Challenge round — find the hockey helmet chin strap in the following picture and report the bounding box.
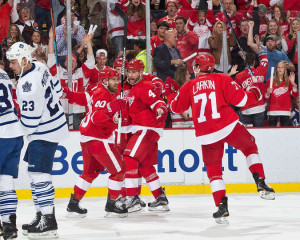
[193,65,200,76]
[19,58,30,79]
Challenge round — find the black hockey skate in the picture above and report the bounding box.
[22,211,41,236]
[253,173,275,200]
[139,197,146,208]
[148,188,170,212]
[105,194,128,218]
[124,195,142,213]
[0,220,4,236]
[2,214,18,240]
[66,193,87,218]
[27,213,59,239]
[213,196,229,224]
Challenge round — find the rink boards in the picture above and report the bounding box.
[15,128,300,199]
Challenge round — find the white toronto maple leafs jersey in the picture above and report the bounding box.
[16,62,69,143]
[0,69,24,138]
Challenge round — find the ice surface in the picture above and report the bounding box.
[15,193,300,240]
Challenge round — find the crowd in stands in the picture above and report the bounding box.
[0,0,300,129]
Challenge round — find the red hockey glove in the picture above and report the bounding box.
[156,106,168,122]
[61,87,73,100]
[163,77,179,97]
[247,86,262,101]
[105,99,127,117]
[152,78,164,96]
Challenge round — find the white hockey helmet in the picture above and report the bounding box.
[6,42,33,68]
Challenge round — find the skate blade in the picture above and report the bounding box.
[65,211,87,218]
[3,232,18,239]
[259,191,275,200]
[128,204,142,213]
[105,212,128,218]
[148,204,170,212]
[215,216,229,224]
[22,229,29,236]
[27,230,59,239]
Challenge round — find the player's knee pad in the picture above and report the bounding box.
[80,172,100,183]
[206,165,223,182]
[29,172,52,184]
[124,156,139,172]
[0,175,15,192]
[139,165,157,180]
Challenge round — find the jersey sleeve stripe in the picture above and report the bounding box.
[54,80,60,87]
[31,121,67,135]
[56,88,62,94]
[235,94,248,107]
[0,120,18,126]
[20,120,39,128]
[0,110,14,117]
[150,100,165,110]
[21,114,42,120]
[40,112,65,126]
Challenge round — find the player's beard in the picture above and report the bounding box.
[107,84,118,93]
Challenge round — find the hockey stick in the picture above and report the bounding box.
[219,0,255,78]
[50,1,60,79]
[110,3,128,145]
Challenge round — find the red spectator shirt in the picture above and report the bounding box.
[0,3,13,43]
[151,34,163,56]
[215,11,244,37]
[264,79,298,116]
[35,0,50,9]
[235,53,268,114]
[176,31,199,73]
[159,15,176,30]
[168,73,258,144]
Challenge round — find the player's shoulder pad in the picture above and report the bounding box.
[0,68,10,81]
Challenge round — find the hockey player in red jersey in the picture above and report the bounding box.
[234,49,269,126]
[65,67,128,218]
[123,59,170,212]
[167,54,275,223]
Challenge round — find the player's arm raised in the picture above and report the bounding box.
[222,74,262,108]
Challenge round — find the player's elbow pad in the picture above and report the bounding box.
[91,110,107,125]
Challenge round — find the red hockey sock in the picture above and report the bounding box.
[249,163,265,179]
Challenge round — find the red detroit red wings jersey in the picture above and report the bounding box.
[127,79,166,133]
[79,86,119,141]
[235,53,268,114]
[169,73,258,144]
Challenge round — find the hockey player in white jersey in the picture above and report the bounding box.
[6,42,69,239]
[0,68,24,240]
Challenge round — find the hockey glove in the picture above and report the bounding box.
[152,78,164,96]
[163,77,179,97]
[247,86,262,101]
[156,106,168,122]
[61,87,73,100]
[105,99,127,117]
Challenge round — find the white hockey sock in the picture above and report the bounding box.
[0,191,18,223]
[30,182,41,212]
[34,181,55,215]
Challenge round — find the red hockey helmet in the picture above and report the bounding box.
[99,66,120,81]
[113,58,128,68]
[193,54,215,73]
[126,59,144,71]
